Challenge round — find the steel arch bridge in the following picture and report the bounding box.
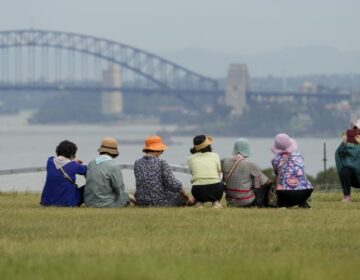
[0,29,219,93]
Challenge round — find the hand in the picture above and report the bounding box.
[341,132,347,143]
[266,179,274,185]
[75,159,83,164]
[187,196,196,206]
[128,193,137,205]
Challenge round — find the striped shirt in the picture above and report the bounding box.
[222,155,268,207]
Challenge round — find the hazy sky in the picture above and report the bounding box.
[1,0,359,55]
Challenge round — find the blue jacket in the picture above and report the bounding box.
[40,157,87,207]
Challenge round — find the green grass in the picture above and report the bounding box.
[1,192,360,280]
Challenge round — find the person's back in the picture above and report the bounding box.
[222,138,270,207]
[272,152,313,191]
[85,157,129,207]
[134,135,191,207]
[271,133,313,208]
[188,135,224,208]
[188,151,221,185]
[84,138,130,208]
[40,140,87,207]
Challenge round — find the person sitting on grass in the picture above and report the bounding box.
[40,140,87,207]
[134,135,194,207]
[271,133,313,208]
[84,137,135,208]
[188,135,224,208]
[222,138,272,208]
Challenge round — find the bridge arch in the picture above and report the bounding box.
[0,29,218,91]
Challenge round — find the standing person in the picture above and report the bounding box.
[84,137,133,208]
[134,135,193,207]
[188,135,224,208]
[336,119,360,202]
[271,133,313,208]
[40,140,87,207]
[222,138,272,207]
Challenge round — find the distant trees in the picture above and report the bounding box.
[177,101,350,137]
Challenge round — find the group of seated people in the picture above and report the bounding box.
[40,131,315,209]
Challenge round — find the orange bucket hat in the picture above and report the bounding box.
[143,135,167,152]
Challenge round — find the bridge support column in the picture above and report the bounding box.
[225,64,250,115]
[101,65,123,115]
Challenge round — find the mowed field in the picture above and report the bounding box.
[0,192,360,280]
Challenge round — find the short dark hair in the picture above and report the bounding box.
[143,149,163,153]
[56,140,77,159]
[190,145,212,154]
[100,151,118,158]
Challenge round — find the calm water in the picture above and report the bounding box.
[0,112,342,192]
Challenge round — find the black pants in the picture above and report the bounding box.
[191,183,224,203]
[339,167,360,196]
[77,186,85,206]
[277,189,313,208]
[253,183,272,207]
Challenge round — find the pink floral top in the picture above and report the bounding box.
[272,152,313,191]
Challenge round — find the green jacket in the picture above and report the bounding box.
[84,156,129,208]
[335,142,360,182]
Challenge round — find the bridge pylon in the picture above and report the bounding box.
[101,65,123,116]
[225,64,250,115]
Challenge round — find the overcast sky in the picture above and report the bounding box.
[0,0,359,55]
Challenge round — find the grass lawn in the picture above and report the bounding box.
[0,192,360,280]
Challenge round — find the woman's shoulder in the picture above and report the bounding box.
[66,160,87,172]
[157,157,168,164]
[222,156,236,165]
[222,157,234,170]
[208,152,220,159]
[47,156,55,163]
[187,153,197,161]
[273,152,290,160]
[46,157,56,170]
[134,157,143,165]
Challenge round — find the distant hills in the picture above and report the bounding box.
[159,46,360,78]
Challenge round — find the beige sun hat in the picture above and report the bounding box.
[97,137,119,156]
[193,135,213,151]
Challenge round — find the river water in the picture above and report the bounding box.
[0,112,342,191]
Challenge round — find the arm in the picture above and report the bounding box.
[216,154,222,178]
[161,161,194,204]
[111,166,129,201]
[249,161,269,189]
[161,160,182,192]
[75,162,87,176]
[179,189,195,205]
